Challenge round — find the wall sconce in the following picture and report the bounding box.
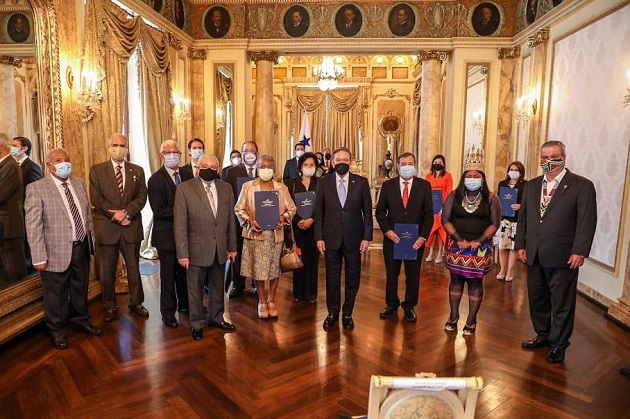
[472,108,485,135]
[77,61,103,123]
[515,88,537,124]
[623,70,630,107]
[174,96,191,125]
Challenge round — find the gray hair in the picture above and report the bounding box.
[257,154,276,169]
[109,133,128,146]
[198,154,219,167]
[0,133,9,147]
[541,140,566,157]
[45,147,70,162]
[159,139,179,153]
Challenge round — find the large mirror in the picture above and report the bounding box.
[462,63,488,158]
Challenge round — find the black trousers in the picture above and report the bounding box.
[157,249,188,318]
[527,254,579,349]
[0,237,27,285]
[324,241,361,317]
[231,222,247,290]
[98,237,144,310]
[41,240,91,338]
[292,227,319,301]
[187,255,225,330]
[382,245,423,311]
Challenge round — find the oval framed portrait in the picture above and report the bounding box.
[524,0,539,26]
[173,0,185,29]
[149,0,163,13]
[284,5,310,38]
[204,6,231,39]
[388,4,416,37]
[335,4,363,37]
[5,13,31,44]
[470,2,502,36]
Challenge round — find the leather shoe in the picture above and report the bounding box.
[620,366,630,377]
[191,329,203,340]
[130,304,149,317]
[521,336,550,349]
[73,323,103,336]
[342,315,355,330]
[323,314,338,331]
[103,309,118,323]
[379,306,396,319]
[229,287,244,299]
[208,320,236,331]
[51,336,69,350]
[547,347,565,363]
[404,308,417,322]
[162,317,179,328]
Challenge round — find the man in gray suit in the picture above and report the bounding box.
[89,133,148,322]
[516,140,597,363]
[0,133,27,285]
[174,154,237,340]
[25,148,102,349]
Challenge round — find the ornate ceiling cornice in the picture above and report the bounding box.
[0,55,23,67]
[498,46,521,60]
[248,50,279,63]
[526,27,550,48]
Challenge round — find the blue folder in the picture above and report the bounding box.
[499,186,517,217]
[236,177,254,198]
[432,190,443,214]
[294,191,316,219]
[255,191,280,230]
[393,223,419,260]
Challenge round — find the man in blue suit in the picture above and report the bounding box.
[282,142,305,181]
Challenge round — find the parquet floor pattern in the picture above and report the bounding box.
[1,245,629,418]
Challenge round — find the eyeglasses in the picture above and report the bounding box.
[162,151,181,156]
[110,144,127,148]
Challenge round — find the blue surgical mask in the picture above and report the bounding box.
[190,149,204,160]
[399,165,416,179]
[464,178,483,191]
[10,146,21,158]
[55,162,72,179]
[243,151,257,165]
[163,153,180,169]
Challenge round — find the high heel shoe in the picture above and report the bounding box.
[463,324,476,336]
[258,303,269,319]
[425,254,434,262]
[267,302,278,318]
[444,317,458,332]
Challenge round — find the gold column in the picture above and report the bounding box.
[0,56,21,137]
[418,51,448,173]
[188,48,207,144]
[607,246,630,328]
[249,51,278,159]
[496,46,521,182]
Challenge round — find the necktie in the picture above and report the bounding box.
[62,183,86,242]
[402,181,409,208]
[206,184,217,215]
[173,171,181,185]
[338,178,346,207]
[540,179,557,217]
[116,165,123,195]
[248,167,254,178]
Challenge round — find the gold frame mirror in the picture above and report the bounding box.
[462,63,488,161]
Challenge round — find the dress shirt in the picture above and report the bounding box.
[203,179,217,214]
[542,167,567,195]
[399,176,414,199]
[110,159,126,188]
[164,165,180,185]
[17,155,29,166]
[51,175,86,241]
[335,172,349,196]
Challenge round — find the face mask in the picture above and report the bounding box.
[539,158,565,174]
[399,165,416,179]
[318,159,323,165]
[109,146,127,160]
[464,178,483,192]
[243,151,257,165]
[432,163,444,172]
[190,149,204,160]
[508,170,520,180]
[231,156,241,166]
[259,168,274,181]
[324,153,332,161]
[54,162,72,179]
[302,167,316,178]
[295,150,304,158]
[198,168,219,182]
[334,163,350,176]
[163,153,180,169]
[10,146,21,158]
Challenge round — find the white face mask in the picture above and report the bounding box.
[259,168,274,181]
[231,156,241,166]
[109,146,128,160]
[295,150,304,158]
[508,170,520,180]
[190,149,204,160]
[243,151,257,165]
[302,167,316,177]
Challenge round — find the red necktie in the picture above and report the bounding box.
[402,181,409,208]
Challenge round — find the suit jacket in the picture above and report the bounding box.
[148,166,193,252]
[282,158,299,181]
[173,177,237,267]
[89,160,147,244]
[375,176,434,248]
[515,170,597,268]
[25,176,94,272]
[180,162,195,179]
[314,172,373,251]
[0,156,24,239]
[19,157,43,197]
[225,163,257,201]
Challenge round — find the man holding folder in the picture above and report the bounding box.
[375,152,434,322]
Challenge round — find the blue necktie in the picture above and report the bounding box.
[338,178,346,207]
[173,171,181,185]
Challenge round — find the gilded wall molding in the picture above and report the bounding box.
[167,33,183,50]
[498,46,521,60]
[248,50,279,63]
[0,55,22,67]
[526,27,550,48]
[373,88,411,101]
[187,47,208,60]
[418,50,449,62]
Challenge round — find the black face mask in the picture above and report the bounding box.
[199,168,219,182]
[324,153,332,161]
[432,163,444,172]
[334,163,350,176]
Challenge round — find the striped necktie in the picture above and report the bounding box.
[116,165,123,195]
[62,182,86,242]
[173,171,181,185]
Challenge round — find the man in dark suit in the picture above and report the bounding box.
[473,6,500,36]
[286,9,309,37]
[89,133,149,322]
[206,8,229,38]
[148,140,193,328]
[25,148,101,349]
[516,140,597,363]
[174,154,237,340]
[526,0,538,25]
[315,146,372,331]
[222,149,241,180]
[391,7,414,36]
[224,140,259,298]
[283,142,305,181]
[180,138,204,179]
[0,133,28,285]
[375,152,434,322]
[337,6,361,37]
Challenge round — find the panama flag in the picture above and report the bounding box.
[297,111,312,152]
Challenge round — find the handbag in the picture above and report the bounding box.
[280,222,304,272]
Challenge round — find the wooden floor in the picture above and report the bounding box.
[1,240,630,418]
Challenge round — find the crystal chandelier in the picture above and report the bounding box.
[313,57,344,91]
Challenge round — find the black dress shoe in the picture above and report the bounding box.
[162,317,179,328]
[178,307,189,313]
[547,347,565,363]
[521,336,550,349]
[379,306,396,319]
[208,320,236,331]
[620,366,630,377]
[51,336,69,350]
[103,309,118,323]
[130,305,149,317]
[191,329,203,340]
[229,287,244,299]
[404,308,417,322]
[323,314,338,331]
[73,323,103,336]
[342,315,355,330]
